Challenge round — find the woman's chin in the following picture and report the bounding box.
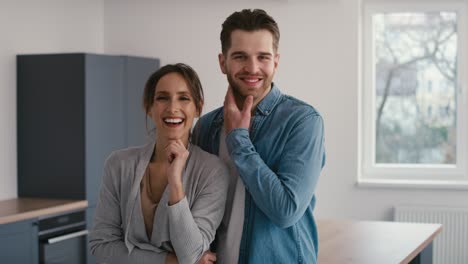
[167,134,189,143]
[157,131,190,143]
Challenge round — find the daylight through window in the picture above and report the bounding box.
[360,2,468,186]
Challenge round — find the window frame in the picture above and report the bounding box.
[358,1,468,188]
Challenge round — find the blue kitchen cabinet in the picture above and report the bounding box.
[17,53,159,264]
[0,219,38,264]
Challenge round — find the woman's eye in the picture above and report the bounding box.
[155,96,168,101]
[180,96,191,101]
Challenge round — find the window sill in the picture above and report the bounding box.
[357,178,468,190]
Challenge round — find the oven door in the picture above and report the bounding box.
[40,229,88,264]
[38,210,88,264]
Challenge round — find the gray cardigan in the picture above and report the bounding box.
[89,140,229,264]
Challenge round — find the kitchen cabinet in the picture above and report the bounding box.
[17,53,160,263]
[0,219,38,264]
[0,198,87,264]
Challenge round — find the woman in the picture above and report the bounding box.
[89,63,229,264]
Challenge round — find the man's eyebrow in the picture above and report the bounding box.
[230,51,273,57]
[230,51,247,57]
[258,52,273,56]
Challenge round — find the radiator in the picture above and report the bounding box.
[394,205,468,264]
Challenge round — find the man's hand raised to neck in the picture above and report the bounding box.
[223,86,254,134]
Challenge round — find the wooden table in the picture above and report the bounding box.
[317,220,442,264]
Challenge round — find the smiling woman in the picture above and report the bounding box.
[89,63,229,264]
[144,65,203,144]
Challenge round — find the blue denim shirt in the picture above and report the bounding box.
[192,84,325,264]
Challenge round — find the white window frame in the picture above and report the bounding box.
[358,0,468,188]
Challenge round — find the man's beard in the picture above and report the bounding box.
[226,73,271,100]
[226,74,245,99]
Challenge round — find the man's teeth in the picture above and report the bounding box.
[245,78,259,82]
[164,118,183,124]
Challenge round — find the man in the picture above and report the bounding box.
[193,8,325,264]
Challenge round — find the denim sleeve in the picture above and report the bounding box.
[226,114,325,228]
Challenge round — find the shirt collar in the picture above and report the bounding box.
[213,83,282,125]
[255,83,281,116]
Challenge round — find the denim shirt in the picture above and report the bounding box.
[192,84,326,264]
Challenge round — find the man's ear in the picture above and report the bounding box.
[274,53,280,72]
[218,53,227,74]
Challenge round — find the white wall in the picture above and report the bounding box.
[103,0,468,221]
[1,0,467,220]
[0,0,104,200]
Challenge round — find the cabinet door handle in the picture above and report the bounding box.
[47,230,88,244]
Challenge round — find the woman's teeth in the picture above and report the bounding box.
[164,118,183,124]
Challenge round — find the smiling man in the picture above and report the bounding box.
[193,9,326,264]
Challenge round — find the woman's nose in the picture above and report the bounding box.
[167,99,180,113]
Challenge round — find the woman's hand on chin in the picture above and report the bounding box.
[165,139,188,205]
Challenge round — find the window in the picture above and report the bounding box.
[359,1,468,187]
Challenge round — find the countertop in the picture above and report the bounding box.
[317,219,442,264]
[0,197,88,225]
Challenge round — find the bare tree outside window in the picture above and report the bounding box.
[374,12,457,164]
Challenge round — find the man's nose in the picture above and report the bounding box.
[243,57,259,73]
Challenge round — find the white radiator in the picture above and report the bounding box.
[394,205,468,264]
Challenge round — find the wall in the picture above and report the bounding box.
[1,0,467,220]
[0,0,104,200]
[103,0,468,220]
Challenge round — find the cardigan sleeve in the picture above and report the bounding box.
[166,160,229,264]
[89,154,168,264]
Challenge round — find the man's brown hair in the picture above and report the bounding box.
[220,9,280,55]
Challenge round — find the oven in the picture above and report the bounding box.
[38,210,88,264]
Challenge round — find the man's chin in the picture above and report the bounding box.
[231,86,258,97]
[240,86,271,99]
[232,92,256,102]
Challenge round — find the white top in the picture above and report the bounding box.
[216,129,246,264]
